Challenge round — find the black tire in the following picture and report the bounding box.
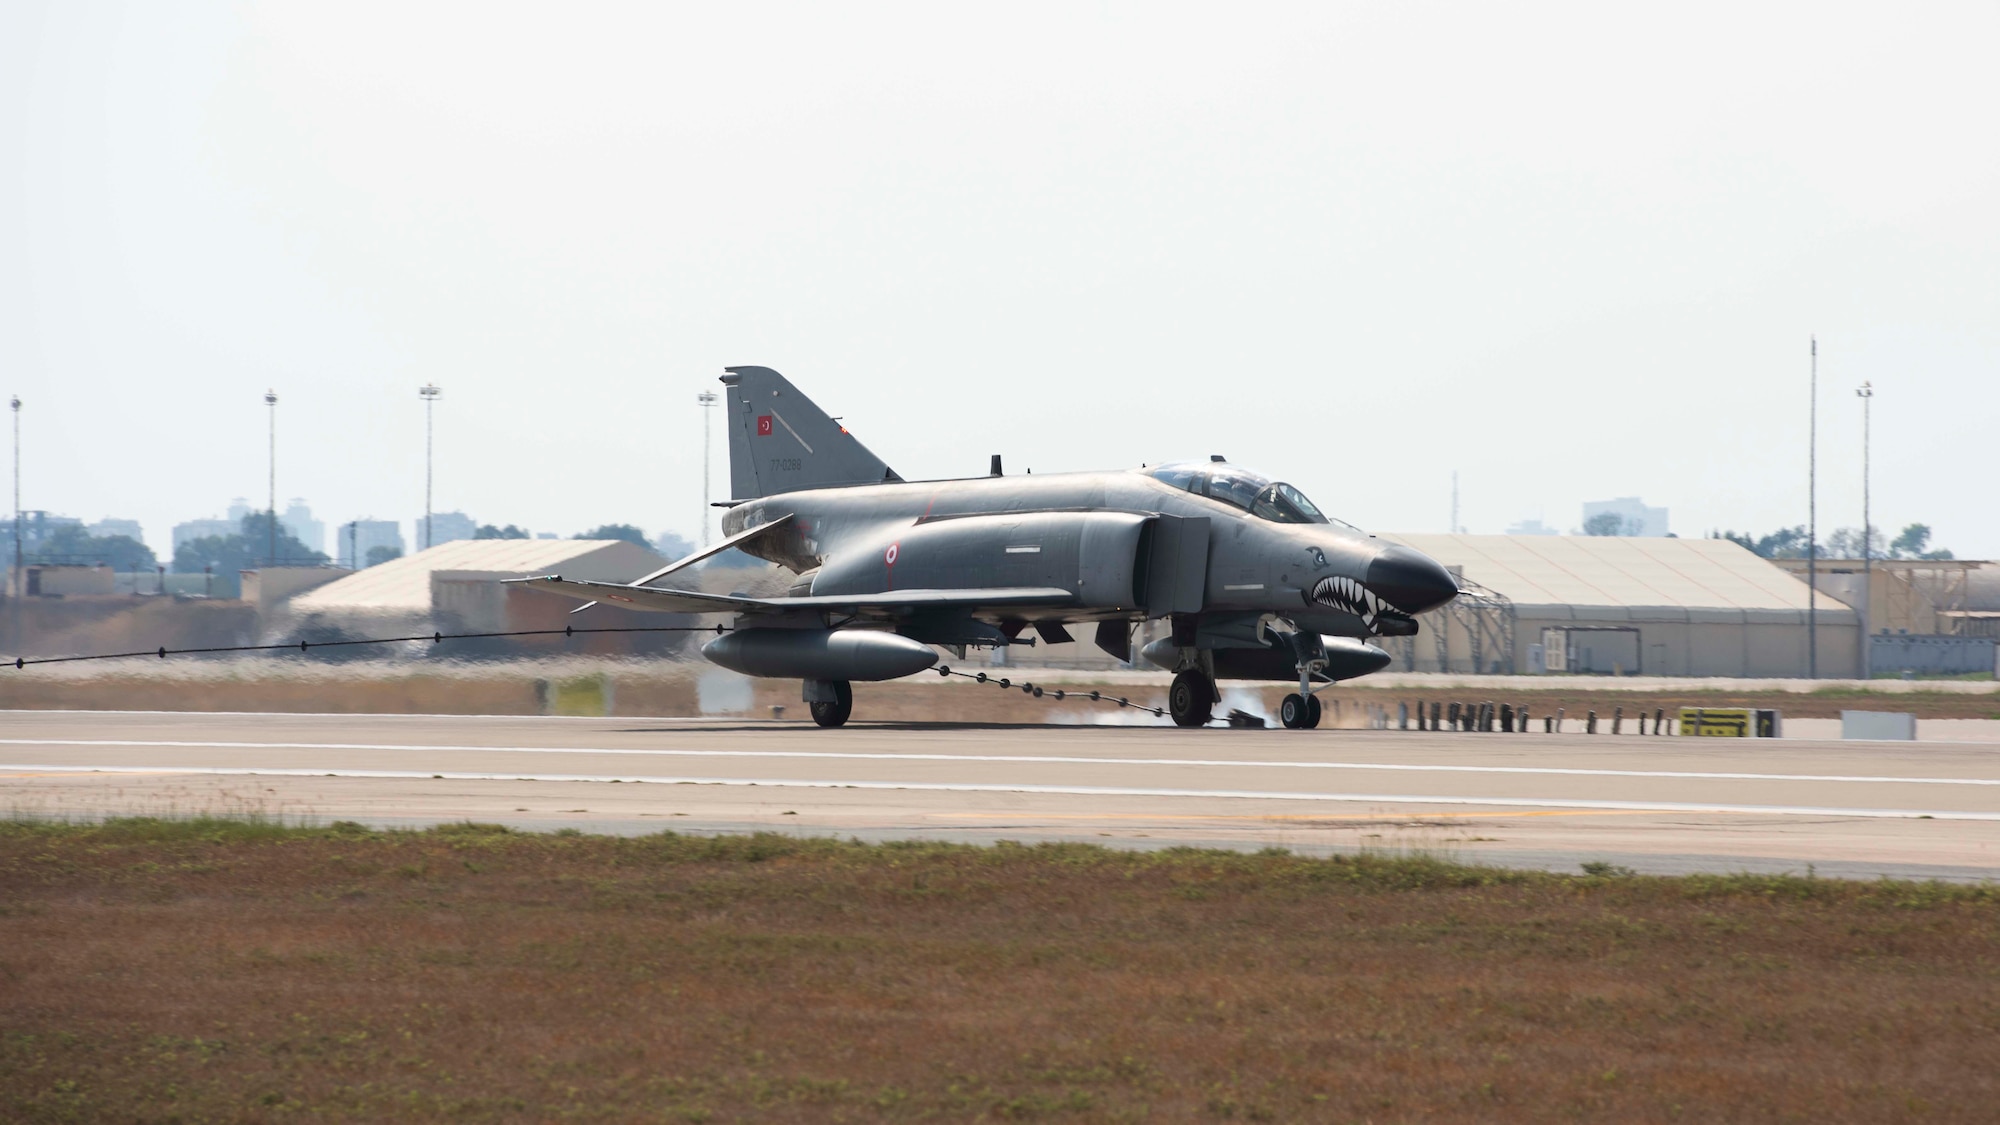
[1280,693,1308,729]
[1305,695,1323,730]
[1169,670,1214,728]
[809,681,853,728]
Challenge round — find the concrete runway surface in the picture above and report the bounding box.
[4,709,2000,881]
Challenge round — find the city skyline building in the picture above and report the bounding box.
[422,510,476,547]
[337,519,406,568]
[1582,497,1671,537]
[86,518,144,542]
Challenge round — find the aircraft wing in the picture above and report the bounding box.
[562,515,795,614]
[505,575,1076,618]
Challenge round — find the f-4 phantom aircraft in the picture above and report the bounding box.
[513,367,1458,728]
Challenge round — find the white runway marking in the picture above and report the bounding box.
[1,738,1994,788]
[5,762,2000,822]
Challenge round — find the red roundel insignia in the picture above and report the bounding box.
[885,543,900,566]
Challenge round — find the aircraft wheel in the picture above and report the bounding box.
[1168,670,1213,728]
[1305,695,1323,729]
[1280,693,1309,729]
[809,681,853,728]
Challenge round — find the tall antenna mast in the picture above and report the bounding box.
[265,390,278,567]
[697,390,719,548]
[1857,379,1874,678]
[419,384,441,551]
[1450,470,1460,534]
[1807,337,1818,680]
[11,397,19,634]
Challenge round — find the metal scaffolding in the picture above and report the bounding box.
[1377,576,1516,674]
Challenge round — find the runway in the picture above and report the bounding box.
[6,709,2000,881]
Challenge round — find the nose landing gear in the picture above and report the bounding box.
[1277,630,1327,730]
[1279,692,1323,729]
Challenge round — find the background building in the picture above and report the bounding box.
[86,518,144,541]
[173,499,324,555]
[1504,518,1559,536]
[286,538,678,657]
[336,519,406,568]
[1375,533,1855,676]
[172,516,239,553]
[282,500,325,556]
[423,511,477,547]
[1581,497,1670,537]
[16,512,84,554]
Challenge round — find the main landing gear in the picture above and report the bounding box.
[808,680,853,728]
[1168,669,1215,728]
[1279,692,1323,730]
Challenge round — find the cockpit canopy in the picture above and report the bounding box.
[1145,462,1335,526]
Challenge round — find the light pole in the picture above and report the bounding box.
[10,396,19,590]
[697,390,718,548]
[1857,380,1874,679]
[1807,338,1818,680]
[420,384,441,551]
[265,390,278,568]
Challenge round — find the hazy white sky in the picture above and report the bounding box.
[4,2,1996,561]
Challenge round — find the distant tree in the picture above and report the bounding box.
[1715,530,1758,553]
[1824,526,1886,560]
[1889,522,1954,561]
[1709,527,1816,559]
[575,523,650,547]
[30,524,158,572]
[474,524,531,540]
[1582,512,1626,537]
[366,545,403,567]
[173,513,325,576]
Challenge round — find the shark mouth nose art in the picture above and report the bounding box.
[1308,575,1419,636]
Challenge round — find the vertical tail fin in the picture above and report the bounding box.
[720,366,902,500]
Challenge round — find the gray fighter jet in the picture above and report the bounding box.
[512,366,1458,728]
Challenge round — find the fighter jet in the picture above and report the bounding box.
[512,366,1458,728]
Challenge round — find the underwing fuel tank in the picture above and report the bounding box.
[702,628,939,682]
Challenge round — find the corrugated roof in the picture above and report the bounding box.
[1379,534,1819,611]
[291,539,663,612]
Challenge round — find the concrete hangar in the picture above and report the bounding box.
[1372,534,1856,677]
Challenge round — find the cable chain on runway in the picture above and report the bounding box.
[933,665,1168,719]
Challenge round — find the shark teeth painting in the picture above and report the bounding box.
[1309,574,1383,626]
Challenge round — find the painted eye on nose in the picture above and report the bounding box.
[1307,547,1327,569]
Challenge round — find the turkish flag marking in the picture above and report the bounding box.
[756,415,774,436]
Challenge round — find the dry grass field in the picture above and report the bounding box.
[3,820,1999,1123]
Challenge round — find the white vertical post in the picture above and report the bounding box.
[265,390,278,566]
[1857,380,1874,679]
[1807,338,1817,680]
[419,385,441,551]
[697,390,719,548]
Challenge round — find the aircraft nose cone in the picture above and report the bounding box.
[1366,545,1458,615]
